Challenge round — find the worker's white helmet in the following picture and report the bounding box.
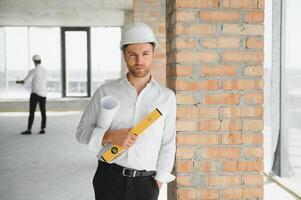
[120,22,158,50]
[32,54,41,61]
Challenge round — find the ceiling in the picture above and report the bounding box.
[0,0,133,26]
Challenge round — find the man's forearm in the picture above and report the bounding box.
[102,130,112,145]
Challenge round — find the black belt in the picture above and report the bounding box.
[98,160,156,178]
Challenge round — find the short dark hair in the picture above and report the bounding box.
[122,42,155,53]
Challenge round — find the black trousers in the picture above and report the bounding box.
[93,161,159,200]
[28,93,46,130]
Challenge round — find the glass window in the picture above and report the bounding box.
[91,27,121,93]
[281,0,301,193]
[64,31,88,97]
[0,27,61,99]
[0,27,29,99]
[29,27,61,98]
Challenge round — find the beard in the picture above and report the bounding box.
[128,64,151,78]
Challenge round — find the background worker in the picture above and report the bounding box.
[76,22,176,200]
[16,54,48,135]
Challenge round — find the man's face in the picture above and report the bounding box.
[123,43,155,78]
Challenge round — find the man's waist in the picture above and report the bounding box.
[98,160,156,178]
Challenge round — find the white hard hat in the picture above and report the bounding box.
[120,22,158,49]
[32,54,41,61]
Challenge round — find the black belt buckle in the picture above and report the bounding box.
[122,168,137,177]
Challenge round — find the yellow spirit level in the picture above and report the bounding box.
[101,108,162,162]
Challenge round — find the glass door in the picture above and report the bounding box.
[61,27,90,97]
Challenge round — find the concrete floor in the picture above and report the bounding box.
[0,111,298,200]
[0,111,167,200]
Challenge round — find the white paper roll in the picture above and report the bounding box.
[89,96,120,152]
[96,96,120,129]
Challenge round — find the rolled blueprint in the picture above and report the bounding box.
[96,96,120,128]
[88,96,120,152]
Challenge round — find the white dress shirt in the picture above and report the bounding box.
[24,64,48,97]
[76,76,176,183]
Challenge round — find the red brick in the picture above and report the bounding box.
[177,134,219,145]
[246,37,264,49]
[222,0,258,8]
[223,160,263,172]
[221,133,242,144]
[177,175,191,186]
[177,160,193,173]
[194,161,216,172]
[258,0,265,8]
[177,189,219,200]
[222,188,263,199]
[199,120,221,131]
[243,93,264,104]
[244,188,264,198]
[176,0,219,8]
[243,119,263,131]
[244,11,264,24]
[221,119,242,131]
[176,51,219,63]
[202,37,240,49]
[201,147,240,159]
[177,107,219,119]
[171,65,194,76]
[204,93,240,105]
[176,148,195,159]
[218,37,241,48]
[244,147,263,158]
[199,11,240,22]
[206,175,241,187]
[200,64,237,76]
[242,174,264,186]
[223,51,264,63]
[222,79,263,90]
[176,38,197,49]
[176,94,196,104]
[221,106,263,118]
[244,65,264,76]
[176,23,216,35]
[177,120,198,131]
[222,24,264,35]
[242,133,263,145]
[174,80,219,91]
[176,11,196,21]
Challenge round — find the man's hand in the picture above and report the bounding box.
[102,128,137,149]
[156,180,162,189]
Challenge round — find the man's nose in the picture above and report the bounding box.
[136,55,144,64]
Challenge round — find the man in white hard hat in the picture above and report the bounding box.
[16,55,48,135]
[76,22,176,200]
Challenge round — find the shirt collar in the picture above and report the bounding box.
[121,73,158,87]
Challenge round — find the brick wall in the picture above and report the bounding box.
[132,0,166,86]
[166,0,264,199]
